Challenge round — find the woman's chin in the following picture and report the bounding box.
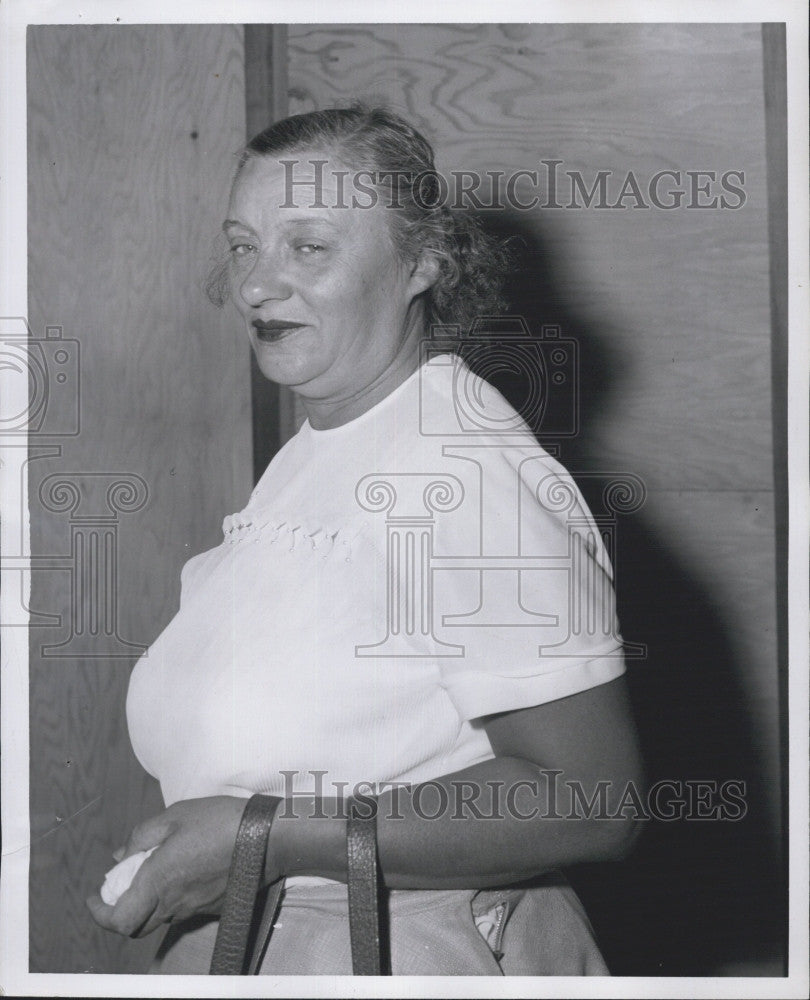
[253,349,324,390]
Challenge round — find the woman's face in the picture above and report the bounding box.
[224,151,434,411]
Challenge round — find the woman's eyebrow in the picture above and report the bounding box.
[280,216,342,230]
[222,217,341,232]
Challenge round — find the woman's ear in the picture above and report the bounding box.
[407,251,441,297]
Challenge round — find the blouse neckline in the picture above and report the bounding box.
[300,353,451,439]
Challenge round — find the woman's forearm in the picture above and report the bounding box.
[88,684,642,937]
[268,756,643,890]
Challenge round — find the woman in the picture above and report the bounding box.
[88,104,644,976]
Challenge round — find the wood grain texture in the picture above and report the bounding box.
[244,24,287,480]
[243,24,302,472]
[285,23,783,970]
[643,489,779,767]
[27,24,250,973]
[285,19,777,726]
[761,27,789,926]
[287,22,771,491]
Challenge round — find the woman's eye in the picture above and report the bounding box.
[229,243,256,256]
[296,243,325,254]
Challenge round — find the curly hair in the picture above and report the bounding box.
[206,103,513,334]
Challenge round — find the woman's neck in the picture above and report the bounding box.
[300,303,427,430]
[302,341,423,430]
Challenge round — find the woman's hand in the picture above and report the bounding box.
[86,795,267,937]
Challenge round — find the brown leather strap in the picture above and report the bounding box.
[245,879,285,975]
[346,796,383,975]
[211,793,388,975]
[209,794,282,975]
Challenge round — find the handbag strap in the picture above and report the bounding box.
[346,797,384,975]
[245,880,285,975]
[211,793,387,975]
[209,794,282,975]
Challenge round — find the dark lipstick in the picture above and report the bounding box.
[253,319,308,342]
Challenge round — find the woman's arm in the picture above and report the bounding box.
[273,673,645,888]
[87,675,644,936]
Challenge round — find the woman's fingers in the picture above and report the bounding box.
[86,885,161,938]
[120,814,171,859]
[108,872,161,937]
[86,893,116,930]
[129,900,172,938]
[88,852,164,938]
[93,796,247,934]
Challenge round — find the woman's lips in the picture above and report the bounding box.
[252,319,308,342]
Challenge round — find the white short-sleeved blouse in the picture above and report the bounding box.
[126,353,625,810]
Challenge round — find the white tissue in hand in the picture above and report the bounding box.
[100,846,157,906]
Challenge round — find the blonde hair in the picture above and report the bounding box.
[206,103,512,334]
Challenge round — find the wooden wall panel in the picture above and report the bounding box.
[27,24,250,973]
[644,489,779,766]
[244,24,294,474]
[285,22,782,973]
[287,22,771,490]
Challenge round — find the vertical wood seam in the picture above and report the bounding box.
[761,21,789,975]
[244,25,294,479]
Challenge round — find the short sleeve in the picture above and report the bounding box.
[430,446,626,721]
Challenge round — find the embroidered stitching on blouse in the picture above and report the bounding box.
[221,510,342,552]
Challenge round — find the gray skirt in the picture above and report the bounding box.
[150,871,609,976]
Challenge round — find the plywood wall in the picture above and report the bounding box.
[23,21,783,976]
[26,24,251,973]
[285,23,782,973]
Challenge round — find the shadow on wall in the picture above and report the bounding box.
[467,210,785,976]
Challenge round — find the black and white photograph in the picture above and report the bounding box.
[1,1,807,996]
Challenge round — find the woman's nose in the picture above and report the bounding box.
[238,253,292,308]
